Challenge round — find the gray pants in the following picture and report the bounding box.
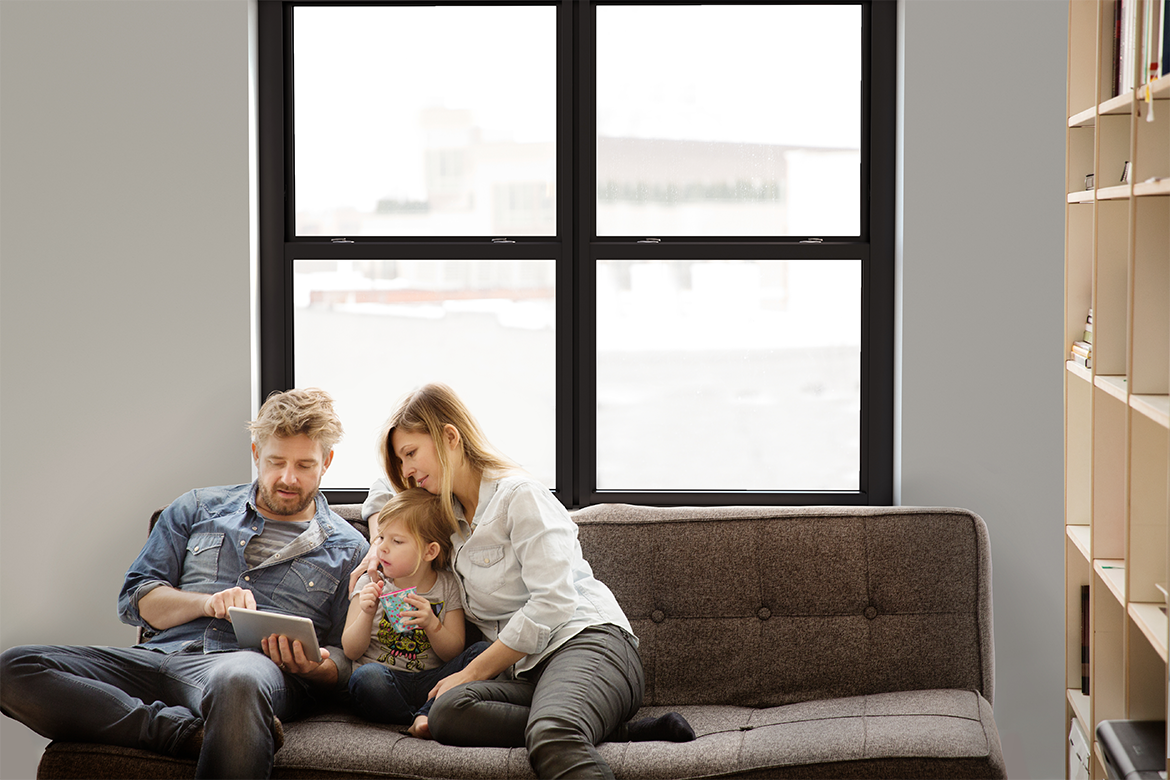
[427,624,644,779]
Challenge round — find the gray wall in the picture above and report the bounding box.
[0,1,1067,779]
[898,1,1067,778]
[0,2,257,778]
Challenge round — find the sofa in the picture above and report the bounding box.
[36,503,1006,779]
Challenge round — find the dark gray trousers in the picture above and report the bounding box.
[427,624,644,780]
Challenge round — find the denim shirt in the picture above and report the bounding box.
[118,483,369,689]
[452,474,636,676]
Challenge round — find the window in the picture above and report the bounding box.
[259,1,895,507]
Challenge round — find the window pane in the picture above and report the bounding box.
[596,259,860,491]
[596,5,861,237]
[293,6,556,237]
[294,259,557,489]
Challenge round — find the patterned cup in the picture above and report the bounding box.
[379,586,417,632]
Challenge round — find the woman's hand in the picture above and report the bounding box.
[426,639,527,700]
[348,546,383,593]
[427,668,477,702]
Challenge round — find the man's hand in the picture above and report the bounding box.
[204,587,257,620]
[139,584,256,631]
[262,634,338,688]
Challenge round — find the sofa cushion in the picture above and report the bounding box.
[39,689,1002,779]
[572,504,994,709]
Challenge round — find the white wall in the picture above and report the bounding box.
[0,2,256,778]
[898,1,1067,778]
[0,1,1068,778]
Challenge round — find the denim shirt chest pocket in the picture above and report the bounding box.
[267,559,339,617]
[180,533,225,589]
[465,544,506,595]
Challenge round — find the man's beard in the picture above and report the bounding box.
[258,481,316,517]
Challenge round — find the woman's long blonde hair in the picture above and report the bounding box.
[380,383,517,529]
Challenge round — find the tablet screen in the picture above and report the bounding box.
[227,607,322,663]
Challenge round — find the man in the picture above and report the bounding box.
[1,388,369,779]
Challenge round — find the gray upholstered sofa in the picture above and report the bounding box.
[37,503,1006,779]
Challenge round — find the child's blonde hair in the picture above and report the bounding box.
[374,488,458,575]
[380,383,517,531]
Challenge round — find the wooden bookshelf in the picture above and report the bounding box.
[1064,2,1169,778]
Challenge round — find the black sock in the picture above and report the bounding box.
[625,712,695,743]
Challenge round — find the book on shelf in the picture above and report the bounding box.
[1145,0,1167,82]
[1116,0,1169,96]
[1070,308,1094,368]
[1119,0,1138,94]
[1114,0,1123,96]
[1163,0,1169,76]
[1080,584,1090,695]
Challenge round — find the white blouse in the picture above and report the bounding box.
[452,474,636,675]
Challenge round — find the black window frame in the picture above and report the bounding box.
[258,0,896,508]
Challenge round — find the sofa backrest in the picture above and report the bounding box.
[332,503,994,709]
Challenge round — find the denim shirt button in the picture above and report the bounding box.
[193,546,200,552]
[244,576,250,581]
[239,540,246,546]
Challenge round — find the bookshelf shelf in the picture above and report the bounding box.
[1094,374,1128,401]
[1133,179,1170,195]
[1063,2,1170,775]
[1069,524,1092,561]
[1068,687,1092,730]
[1095,184,1132,200]
[1070,107,1098,127]
[1132,394,1170,429]
[1096,560,1127,605]
[1130,602,1169,662]
[1100,91,1135,114]
[1067,360,1093,383]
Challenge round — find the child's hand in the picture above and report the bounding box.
[358,580,383,615]
[401,593,438,633]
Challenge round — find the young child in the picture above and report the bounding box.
[343,487,487,737]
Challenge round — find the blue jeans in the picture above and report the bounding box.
[348,640,488,724]
[427,624,644,780]
[0,644,312,779]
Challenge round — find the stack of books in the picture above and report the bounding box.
[1071,309,1093,369]
[1113,0,1169,97]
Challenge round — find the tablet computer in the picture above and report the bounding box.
[227,607,322,663]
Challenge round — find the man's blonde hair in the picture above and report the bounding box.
[248,388,344,456]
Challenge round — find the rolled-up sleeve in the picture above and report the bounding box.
[118,493,196,628]
[321,541,368,690]
[494,485,580,656]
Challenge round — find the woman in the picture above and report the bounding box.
[365,383,692,779]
